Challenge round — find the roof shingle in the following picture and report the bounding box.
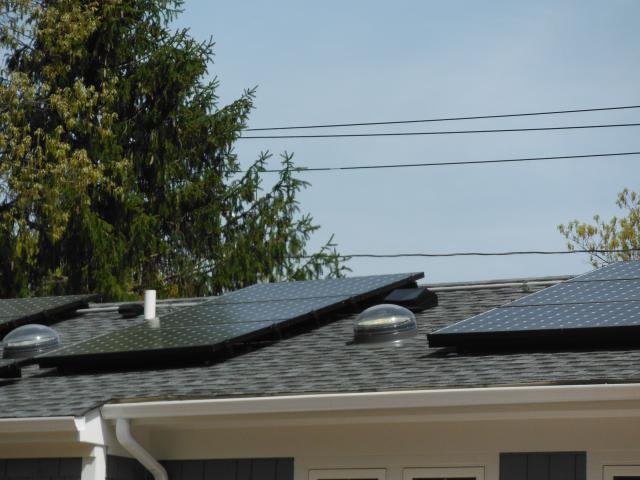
[2,278,639,419]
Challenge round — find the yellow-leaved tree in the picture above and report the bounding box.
[558,188,640,267]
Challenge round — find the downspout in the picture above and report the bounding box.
[115,418,168,480]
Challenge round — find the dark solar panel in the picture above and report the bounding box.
[214,273,423,303]
[38,272,422,368]
[570,260,640,282]
[434,302,640,333]
[427,262,640,349]
[509,279,640,306]
[160,296,351,327]
[38,321,275,364]
[0,294,97,334]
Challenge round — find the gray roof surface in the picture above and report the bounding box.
[2,277,640,418]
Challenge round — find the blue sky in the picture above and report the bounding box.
[176,0,640,283]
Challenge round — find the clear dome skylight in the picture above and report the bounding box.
[2,324,61,359]
[353,304,418,345]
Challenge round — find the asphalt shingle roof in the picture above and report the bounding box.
[2,277,640,419]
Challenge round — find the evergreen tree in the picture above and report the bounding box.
[0,0,346,299]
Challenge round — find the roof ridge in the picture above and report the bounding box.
[422,275,572,291]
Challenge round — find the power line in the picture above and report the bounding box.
[245,104,640,131]
[255,151,640,173]
[240,122,640,139]
[295,249,640,259]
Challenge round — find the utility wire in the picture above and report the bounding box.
[254,151,640,173]
[294,249,640,259]
[240,122,640,139]
[245,104,640,131]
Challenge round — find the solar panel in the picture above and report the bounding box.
[38,321,276,365]
[160,296,351,327]
[38,272,423,368]
[508,279,640,306]
[0,294,97,335]
[435,302,640,333]
[427,262,640,349]
[569,260,640,282]
[212,273,423,303]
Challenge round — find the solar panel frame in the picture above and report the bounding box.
[38,272,424,368]
[428,322,640,349]
[0,358,21,378]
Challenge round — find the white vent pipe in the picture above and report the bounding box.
[144,290,156,320]
[115,418,168,480]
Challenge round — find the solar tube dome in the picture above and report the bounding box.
[353,304,417,345]
[2,324,61,359]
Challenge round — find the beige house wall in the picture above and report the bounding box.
[137,410,640,480]
[2,402,640,480]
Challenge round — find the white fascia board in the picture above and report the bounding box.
[0,409,111,447]
[101,383,640,420]
[0,416,78,433]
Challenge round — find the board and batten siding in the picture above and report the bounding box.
[106,456,293,480]
[500,453,586,480]
[0,458,81,480]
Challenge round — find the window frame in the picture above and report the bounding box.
[604,465,640,480]
[308,468,387,480]
[403,467,485,480]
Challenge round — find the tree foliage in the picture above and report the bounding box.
[0,0,347,299]
[558,188,640,267]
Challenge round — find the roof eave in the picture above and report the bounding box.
[100,383,640,422]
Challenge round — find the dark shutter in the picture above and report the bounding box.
[106,456,147,480]
[501,453,528,480]
[116,458,294,480]
[0,458,81,480]
[500,453,586,480]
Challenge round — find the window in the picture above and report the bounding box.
[403,467,484,480]
[309,469,386,480]
[604,466,640,480]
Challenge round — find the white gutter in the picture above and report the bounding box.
[101,383,640,420]
[0,409,111,445]
[116,418,167,480]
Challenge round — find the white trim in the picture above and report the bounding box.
[0,409,114,449]
[604,465,640,480]
[119,401,640,428]
[0,416,77,433]
[403,467,484,480]
[75,409,112,446]
[81,445,107,480]
[101,384,640,420]
[309,469,386,480]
